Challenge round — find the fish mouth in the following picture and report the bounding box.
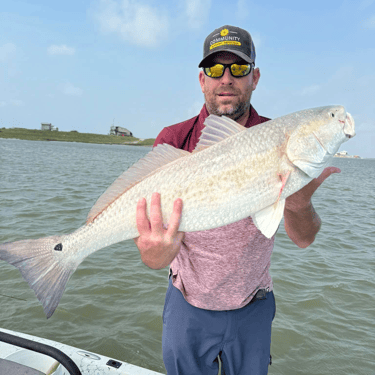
[338,119,352,139]
[343,112,356,139]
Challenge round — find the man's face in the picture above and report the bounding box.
[199,52,260,123]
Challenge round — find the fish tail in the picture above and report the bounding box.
[0,235,76,319]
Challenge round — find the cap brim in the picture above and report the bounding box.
[198,49,254,67]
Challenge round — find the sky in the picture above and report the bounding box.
[0,0,374,158]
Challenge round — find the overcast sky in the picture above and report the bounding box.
[1,0,374,158]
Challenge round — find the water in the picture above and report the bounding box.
[0,138,374,374]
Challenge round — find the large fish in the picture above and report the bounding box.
[0,106,355,318]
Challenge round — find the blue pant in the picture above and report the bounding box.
[162,278,276,375]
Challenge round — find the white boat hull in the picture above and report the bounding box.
[0,328,164,375]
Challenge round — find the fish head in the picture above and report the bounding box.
[287,106,356,178]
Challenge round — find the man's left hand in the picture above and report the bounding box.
[285,167,341,212]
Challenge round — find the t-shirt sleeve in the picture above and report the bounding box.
[153,127,174,148]
[153,116,198,150]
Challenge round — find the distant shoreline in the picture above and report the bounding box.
[1,128,367,157]
[0,127,155,146]
[334,155,361,159]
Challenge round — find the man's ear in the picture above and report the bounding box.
[199,70,205,93]
[252,68,260,90]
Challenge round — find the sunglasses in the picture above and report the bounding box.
[203,63,254,78]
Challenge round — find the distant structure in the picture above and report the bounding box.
[334,150,361,159]
[41,123,52,130]
[41,123,58,131]
[114,126,133,137]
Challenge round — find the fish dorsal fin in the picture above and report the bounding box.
[86,144,190,224]
[194,115,246,152]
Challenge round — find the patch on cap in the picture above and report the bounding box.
[209,28,242,51]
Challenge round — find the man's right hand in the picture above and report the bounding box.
[134,192,185,270]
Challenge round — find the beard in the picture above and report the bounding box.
[204,86,253,121]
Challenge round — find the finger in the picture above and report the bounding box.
[149,192,164,234]
[166,198,184,237]
[136,197,150,235]
[316,167,341,185]
[303,167,341,198]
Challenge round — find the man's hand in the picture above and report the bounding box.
[284,167,341,247]
[285,167,341,211]
[134,192,185,269]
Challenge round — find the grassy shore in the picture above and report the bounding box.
[0,127,155,146]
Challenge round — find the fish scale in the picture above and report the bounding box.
[0,105,355,318]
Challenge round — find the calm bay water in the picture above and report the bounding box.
[0,138,374,374]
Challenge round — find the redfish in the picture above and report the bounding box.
[0,106,355,318]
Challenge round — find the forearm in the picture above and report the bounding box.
[282,167,340,247]
[284,201,321,248]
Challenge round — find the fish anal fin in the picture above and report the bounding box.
[252,199,286,238]
[86,144,190,224]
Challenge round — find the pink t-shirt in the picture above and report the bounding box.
[154,105,274,311]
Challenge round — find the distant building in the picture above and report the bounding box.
[334,150,361,159]
[41,123,52,131]
[41,123,57,131]
[114,126,133,136]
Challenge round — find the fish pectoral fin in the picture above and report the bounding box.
[252,199,286,238]
[277,170,291,201]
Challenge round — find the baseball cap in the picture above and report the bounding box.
[198,25,256,68]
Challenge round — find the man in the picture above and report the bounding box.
[134,25,339,375]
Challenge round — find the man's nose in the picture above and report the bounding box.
[219,67,234,84]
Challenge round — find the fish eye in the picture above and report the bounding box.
[330,113,335,118]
